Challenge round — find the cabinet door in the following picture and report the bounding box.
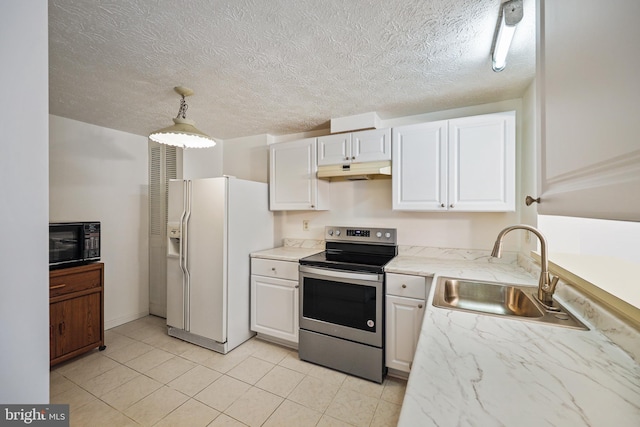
[270,138,326,210]
[52,293,102,358]
[50,303,62,359]
[392,121,448,210]
[448,112,515,211]
[385,295,425,373]
[352,128,391,163]
[317,133,352,166]
[251,275,299,344]
[537,0,640,221]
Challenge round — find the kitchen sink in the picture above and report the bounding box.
[432,277,589,330]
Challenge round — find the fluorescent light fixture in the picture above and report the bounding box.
[149,86,216,149]
[492,0,523,72]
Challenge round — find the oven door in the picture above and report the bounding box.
[299,265,383,347]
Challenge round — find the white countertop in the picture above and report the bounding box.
[390,255,640,426]
[250,246,323,262]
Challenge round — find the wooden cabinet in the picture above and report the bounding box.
[317,128,391,166]
[392,111,515,212]
[385,273,431,374]
[50,262,105,366]
[250,258,299,346]
[269,138,329,211]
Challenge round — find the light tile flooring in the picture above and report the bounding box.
[50,315,406,426]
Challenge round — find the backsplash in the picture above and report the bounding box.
[283,238,325,249]
[518,253,640,363]
[398,246,518,265]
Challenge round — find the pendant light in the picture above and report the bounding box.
[149,86,216,149]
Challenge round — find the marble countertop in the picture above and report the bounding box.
[250,246,323,262]
[391,255,640,426]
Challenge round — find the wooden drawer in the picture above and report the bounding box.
[386,273,427,299]
[251,258,299,281]
[50,264,102,298]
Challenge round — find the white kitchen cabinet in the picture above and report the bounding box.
[269,138,329,211]
[317,128,391,166]
[536,0,640,221]
[250,258,299,346]
[385,273,431,374]
[392,111,515,212]
[392,120,448,211]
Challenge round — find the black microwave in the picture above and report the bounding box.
[49,222,101,269]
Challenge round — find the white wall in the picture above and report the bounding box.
[520,80,539,253]
[0,0,50,404]
[183,142,223,179]
[538,216,640,265]
[223,134,273,183]
[49,116,150,329]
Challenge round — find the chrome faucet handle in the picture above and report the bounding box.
[542,275,559,293]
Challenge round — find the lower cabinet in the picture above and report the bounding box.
[250,258,299,346]
[385,273,432,374]
[49,262,105,366]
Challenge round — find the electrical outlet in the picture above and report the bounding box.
[303,220,309,231]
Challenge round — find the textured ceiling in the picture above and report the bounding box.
[49,0,536,140]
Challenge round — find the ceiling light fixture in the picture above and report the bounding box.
[149,86,216,149]
[492,0,524,72]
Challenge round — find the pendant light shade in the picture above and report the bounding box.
[149,86,216,149]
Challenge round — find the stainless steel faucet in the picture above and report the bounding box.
[490,224,560,310]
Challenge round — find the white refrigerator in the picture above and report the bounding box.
[166,176,273,354]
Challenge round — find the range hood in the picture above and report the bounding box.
[317,161,392,181]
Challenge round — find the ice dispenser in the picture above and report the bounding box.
[167,222,181,257]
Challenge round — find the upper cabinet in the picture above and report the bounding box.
[392,111,515,212]
[537,0,640,221]
[269,138,329,211]
[317,128,391,166]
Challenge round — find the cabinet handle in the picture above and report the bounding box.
[295,285,299,289]
[50,284,66,290]
[351,156,355,160]
[58,321,65,335]
[418,304,423,309]
[440,203,445,208]
[525,196,540,206]
[344,156,349,160]
[401,284,407,288]
[310,205,315,208]
[450,204,454,208]
[271,267,276,271]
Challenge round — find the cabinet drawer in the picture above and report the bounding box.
[386,273,427,299]
[50,266,102,297]
[251,258,299,281]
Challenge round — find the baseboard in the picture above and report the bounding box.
[105,310,150,330]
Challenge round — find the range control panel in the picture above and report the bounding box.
[325,226,397,245]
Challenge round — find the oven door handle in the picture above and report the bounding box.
[299,265,381,282]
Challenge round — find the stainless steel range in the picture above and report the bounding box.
[298,226,398,383]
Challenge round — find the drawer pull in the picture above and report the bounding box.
[401,284,407,288]
[271,267,276,271]
[50,284,66,290]
[418,304,423,309]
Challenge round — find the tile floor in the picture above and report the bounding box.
[50,315,407,426]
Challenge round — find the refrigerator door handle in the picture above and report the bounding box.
[182,180,192,331]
